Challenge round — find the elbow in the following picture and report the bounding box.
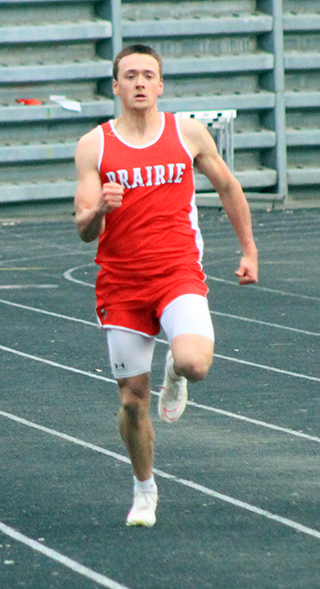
[75,207,105,243]
[77,226,99,243]
[75,219,97,243]
[218,176,244,202]
[80,233,96,244]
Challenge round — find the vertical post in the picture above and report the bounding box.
[110,0,122,116]
[259,0,288,204]
[271,0,288,203]
[110,0,122,59]
[96,0,122,116]
[229,115,234,174]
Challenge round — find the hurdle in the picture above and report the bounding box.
[176,110,237,173]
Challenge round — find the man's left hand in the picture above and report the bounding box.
[235,255,258,285]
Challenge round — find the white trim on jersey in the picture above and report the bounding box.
[109,112,165,149]
[174,113,194,163]
[97,125,104,172]
[174,113,204,262]
[190,189,204,262]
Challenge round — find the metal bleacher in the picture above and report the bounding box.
[1,0,320,208]
[0,0,118,203]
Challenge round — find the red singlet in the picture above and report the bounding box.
[96,112,208,336]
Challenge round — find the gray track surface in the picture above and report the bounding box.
[0,206,319,589]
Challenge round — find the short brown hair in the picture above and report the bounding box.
[113,44,163,81]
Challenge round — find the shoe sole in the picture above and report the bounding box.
[126,519,156,527]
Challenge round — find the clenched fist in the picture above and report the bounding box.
[98,182,124,214]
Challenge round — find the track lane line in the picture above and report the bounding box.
[0,521,133,589]
[0,298,98,327]
[0,251,94,267]
[0,344,116,384]
[1,339,319,384]
[1,296,319,340]
[4,265,318,337]
[206,275,320,302]
[214,353,320,382]
[0,285,58,290]
[210,310,320,337]
[1,344,319,443]
[1,410,320,542]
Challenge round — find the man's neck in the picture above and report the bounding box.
[114,109,162,145]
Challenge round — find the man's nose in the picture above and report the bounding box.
[135,74,145,87]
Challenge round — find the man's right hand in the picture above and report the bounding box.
[98,182,124,214]
[75,128,125,242]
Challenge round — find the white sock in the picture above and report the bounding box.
[134,475,157,494]
[167,353,180,380]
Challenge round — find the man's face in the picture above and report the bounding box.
[113,53,163,110]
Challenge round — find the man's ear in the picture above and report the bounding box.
[158,80,164,96]
[113,79,119,96]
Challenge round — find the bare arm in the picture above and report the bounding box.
[74,128,124,243]
[180,118,258,284]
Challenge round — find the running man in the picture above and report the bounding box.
[74,44,258,527]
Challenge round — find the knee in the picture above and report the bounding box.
[118,376,150,421]
[120,395,149,428]
[176,354,213,382]
[121,400,141,427]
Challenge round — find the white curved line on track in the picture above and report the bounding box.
[63,263,95,287]
[1,410,320,542]
[64,263,320,302]
[62,265,320,337]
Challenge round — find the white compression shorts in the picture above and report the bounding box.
[106,294,214,379]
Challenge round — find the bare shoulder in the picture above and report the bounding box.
[177,115,207,141]
[176,115,218,158]
[75,126,101,169]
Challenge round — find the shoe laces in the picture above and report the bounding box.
[165,375,185,401]
[134,491,157,508]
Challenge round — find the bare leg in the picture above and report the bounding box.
[118,373,154,481]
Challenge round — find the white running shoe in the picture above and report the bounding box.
[126,489,158,527]
[158,350,188,423]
